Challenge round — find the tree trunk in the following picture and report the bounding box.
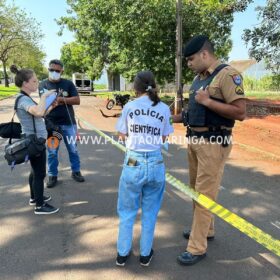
[3,61,9,87]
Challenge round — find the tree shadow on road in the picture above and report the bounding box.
[0,128,279,280]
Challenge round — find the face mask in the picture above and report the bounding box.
[49,71,61,81]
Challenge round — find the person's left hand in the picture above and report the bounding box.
[195,86,210,106]
[56,96,64,105]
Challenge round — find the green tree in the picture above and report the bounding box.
[58,0,252,84]
[61,42,104,80]
[0,0,44,86]
[9,42,47,80]
[61,42,86,75]
[243,0,280,74]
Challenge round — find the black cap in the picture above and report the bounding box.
[184,35,209,58]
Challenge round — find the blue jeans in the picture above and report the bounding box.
[48,124,81,176]
[117,149,165,256]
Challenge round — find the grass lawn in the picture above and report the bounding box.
[160,91,280,102]
[91,92,179,105]
[90,91,131,99]
[3,85,277,102]
[0,85,18,100]
[94,84,107,90]
[245,91,280,100]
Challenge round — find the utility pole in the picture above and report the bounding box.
[175,0,182,115]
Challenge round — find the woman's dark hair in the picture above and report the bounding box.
[134,71,160,106]
[10,65,34,88]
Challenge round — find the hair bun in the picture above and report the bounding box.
[10,65,19,74]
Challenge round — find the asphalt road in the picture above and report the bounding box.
[0,95,279,280]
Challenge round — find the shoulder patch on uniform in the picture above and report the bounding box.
[235,86,244,95]
[232,74,242,86]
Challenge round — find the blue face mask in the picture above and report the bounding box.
[49,71,61,81]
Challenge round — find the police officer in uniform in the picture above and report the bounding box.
[173,35,246,265]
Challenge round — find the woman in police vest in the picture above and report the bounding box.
[115,71,173,267]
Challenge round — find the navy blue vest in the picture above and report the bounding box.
[187,64,235,128]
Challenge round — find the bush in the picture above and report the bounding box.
[94,84,107,90]
[243,75,280,91]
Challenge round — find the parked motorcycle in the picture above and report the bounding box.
[106,93,130,110]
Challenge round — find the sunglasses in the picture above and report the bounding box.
[48,69,61,73]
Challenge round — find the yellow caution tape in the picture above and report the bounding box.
[78,117,280,257]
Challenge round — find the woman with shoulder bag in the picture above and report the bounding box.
[10,65,59,215]
[115,71,174,266]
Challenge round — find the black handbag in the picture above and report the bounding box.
[4,93,46,168]
[0,95,24,139]
[0,122,22,139]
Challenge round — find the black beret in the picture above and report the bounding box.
[184,35,209,58]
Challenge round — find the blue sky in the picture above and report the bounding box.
[9,0,266,67]
[8,0,74,65]
[230,0,266,61]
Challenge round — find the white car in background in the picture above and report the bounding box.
[72,73,93,94]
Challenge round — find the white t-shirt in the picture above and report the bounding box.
[116,95,174,151]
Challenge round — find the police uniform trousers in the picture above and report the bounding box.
[187,138,232,255]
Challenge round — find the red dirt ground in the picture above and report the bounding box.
[173,115,280,175]
[231,115,280,174]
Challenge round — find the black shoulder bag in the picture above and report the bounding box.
[0,95,24,139]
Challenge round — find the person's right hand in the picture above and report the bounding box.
[51,100,59,108]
